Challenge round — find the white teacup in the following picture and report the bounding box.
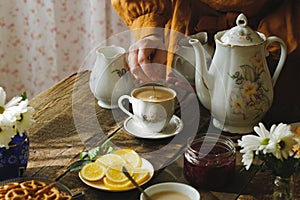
[118,85,176,133]
[140,182,200,200]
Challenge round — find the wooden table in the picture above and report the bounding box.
[25,70,299,200]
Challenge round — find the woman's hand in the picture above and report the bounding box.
[127,35,167,82]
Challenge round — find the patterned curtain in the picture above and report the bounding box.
[0,0,130,99]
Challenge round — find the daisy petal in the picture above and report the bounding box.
[0,87,6,107]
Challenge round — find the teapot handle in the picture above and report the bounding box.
[265,36,287,87]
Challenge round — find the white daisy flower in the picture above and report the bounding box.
[5,96,22,108]
[241,151,254,170]
[0,125,15,149]
[238,123,270,154]
[0,111,14,126]
[239,122,300,176]
[3,106,21,124]
[253,122,272,154]
[238,134,263,170]
[0,87,22,109]
[238,135,261,153]
[0,87,35,148]
[267,123,297,160]
[15,105,35,135]
[0,87,23,122]
[0,87,5,104]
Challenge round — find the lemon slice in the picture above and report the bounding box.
[95,154,125,167]
[105,165,133,183]
[133,168,151,184]
[80,162,106,181]
[103,177,132,190]
[113,148,142,168]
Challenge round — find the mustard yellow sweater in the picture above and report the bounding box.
[112,0,299,62]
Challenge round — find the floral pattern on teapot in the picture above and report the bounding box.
[111,68,128,78]
[229,52,271,120]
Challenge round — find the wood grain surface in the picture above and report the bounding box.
[24,70,299,200]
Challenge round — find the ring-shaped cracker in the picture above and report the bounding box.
[5,188,29,200]
[20,180,47,193]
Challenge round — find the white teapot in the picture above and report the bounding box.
[189,13,287,133]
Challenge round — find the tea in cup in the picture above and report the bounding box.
[118,85,176,133]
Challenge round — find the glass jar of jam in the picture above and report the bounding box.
[183,135,236,189]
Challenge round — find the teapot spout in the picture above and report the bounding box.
[189,39,213,110]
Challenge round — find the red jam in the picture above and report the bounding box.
[183,135,236,189]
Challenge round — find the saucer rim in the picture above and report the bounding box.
[97,100,118,109]
[123,115,183,139]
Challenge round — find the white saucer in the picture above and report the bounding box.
[123,115,183,139]
[97,100,118,109]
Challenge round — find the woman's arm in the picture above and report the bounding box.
[111,0,172,40]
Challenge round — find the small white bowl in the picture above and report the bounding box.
[140,182,200,200]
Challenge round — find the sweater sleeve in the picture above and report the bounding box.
[111,0,172,40]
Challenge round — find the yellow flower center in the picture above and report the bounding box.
[260,138,270,145]
[278,140,285,150]
[0,106,4,114]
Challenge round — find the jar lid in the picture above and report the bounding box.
[219,13,264,46]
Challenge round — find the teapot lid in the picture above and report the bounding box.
[219,13,264,46]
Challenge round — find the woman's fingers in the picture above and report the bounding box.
[138,48,166,81]
[128,46,151,81]
[127,35,167,82]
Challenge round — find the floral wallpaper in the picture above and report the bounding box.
[0,0,130,99]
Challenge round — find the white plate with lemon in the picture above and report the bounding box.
[79,148,154,191]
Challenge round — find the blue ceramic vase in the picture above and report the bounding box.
[0,133,29,181]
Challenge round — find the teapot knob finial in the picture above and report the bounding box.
[236,13,248,27]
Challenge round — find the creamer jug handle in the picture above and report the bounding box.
[266,36,287,87]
